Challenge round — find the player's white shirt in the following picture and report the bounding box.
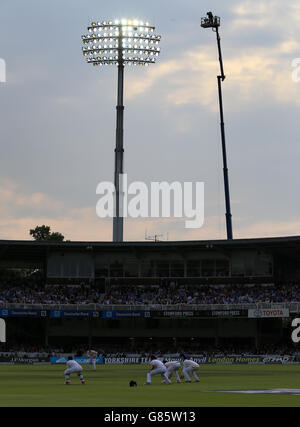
[66,359,82,370]
[165,361,181,368]
[183,359,199,369]
[88,350,97,359]
[150,359,165,369]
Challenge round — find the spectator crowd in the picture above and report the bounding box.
[0,342,298,357]
[0,280,300,305]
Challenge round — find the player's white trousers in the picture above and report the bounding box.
[64,367,83,379]
[147,367,171,384]
[182,367,199,382]
[87,359,96,370]
[166,365,181,382]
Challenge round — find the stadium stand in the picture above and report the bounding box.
[0,237,299,358]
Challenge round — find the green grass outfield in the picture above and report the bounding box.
[1,364,300,406]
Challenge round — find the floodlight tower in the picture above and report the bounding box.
[201,12,233,240]
[82,19,161,242]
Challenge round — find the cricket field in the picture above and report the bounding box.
[1,364,300,407]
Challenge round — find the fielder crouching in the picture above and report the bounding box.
[64,356,86,385]
[181,353,200,383]
[145,355,171,385]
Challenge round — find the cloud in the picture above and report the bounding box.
[230,0,279,28]
[0,180,64,216]
[125,60,182,100]
[124,41,300,112]
[234,218,300,239]
[122,2,300,113]
[1,1,300,244]
[0,211,111,241]
[1,178,300,242]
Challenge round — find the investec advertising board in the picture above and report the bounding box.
[0,309,99,318]
[50,310,99,318]
[0,308,47,317]
[102,310,150,319]
[0,308,291,319]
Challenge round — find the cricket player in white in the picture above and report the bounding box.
[86,349,97,370]
[146,355,171,385]
[163,360,182,383]
[181,354,200,382]
[64,356,85,385]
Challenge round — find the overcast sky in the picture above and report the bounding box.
[0,0,300,242]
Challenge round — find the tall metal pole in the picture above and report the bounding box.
[215,26,233,240]
[113,28,124,242]
[82,19,161,243]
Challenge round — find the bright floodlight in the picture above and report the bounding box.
[82,19,161,66]
[81,19,161,243]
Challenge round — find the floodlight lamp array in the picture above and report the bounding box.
[82,19,161,66]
